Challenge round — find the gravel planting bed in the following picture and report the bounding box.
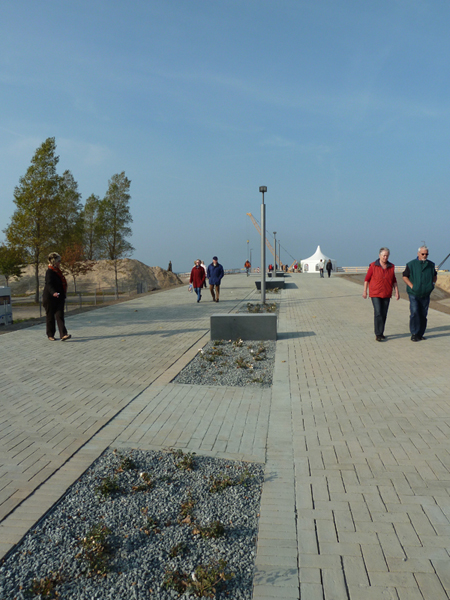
[0,448,264,599]
[172,339,276,388]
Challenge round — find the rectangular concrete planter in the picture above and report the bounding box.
[210,313,277,341]
[255,280,285,290]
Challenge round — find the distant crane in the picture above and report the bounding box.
[437,252,450,270]
[246,213,278,266]
[246,212,298,270]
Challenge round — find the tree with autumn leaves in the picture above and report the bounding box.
[60,243,95,293]
[3,138,134,300]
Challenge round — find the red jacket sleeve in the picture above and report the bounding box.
[364,264,374,282]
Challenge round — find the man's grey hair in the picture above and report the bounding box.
[418,244,429,252]
[379,247,390,254]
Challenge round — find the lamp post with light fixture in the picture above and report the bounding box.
[259,186,267,303]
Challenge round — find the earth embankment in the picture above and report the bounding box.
[1,259,183,295]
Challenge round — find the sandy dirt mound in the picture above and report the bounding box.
[1,259,183,295]
[437,273,450,294]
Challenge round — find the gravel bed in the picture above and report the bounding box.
[0,449,264,599]
[172,339,275,388]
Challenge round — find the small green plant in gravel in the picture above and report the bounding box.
[246,302,262,313]
[209,347,224,357]
[251,376,264,383]
[169,541,188,558]
[171,448,195,470]
[190,559,234,598]
[142,516,160,535]
[235,356,252,369]
[232,338,244,347]
[247,301,276,312]
[113,450,137,472]
[213,340,224,345]
[253,345,267,361]
[237,467,253,485]
[163,568,187,595]
[77,523,112,576]
[28,570,65,598]
[132,471,153,492]
[163,559,233,598]
[95,475,121,498]
[193,520,225,539]
[158,473,174,484]
[203,354,217,363]
[178,491,196,523]
[209,468,253,493]
[209,474,236,493]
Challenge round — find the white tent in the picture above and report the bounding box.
[300,245,337,274]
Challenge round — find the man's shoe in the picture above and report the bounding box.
[420,336,426,340]
[375,335,383,342]
[381,335,386,340]
[411,335,420,342]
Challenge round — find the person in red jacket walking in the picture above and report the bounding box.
[190,259,206,303]
[363,247,400,341]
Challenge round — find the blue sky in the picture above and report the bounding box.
[1,0,450,273]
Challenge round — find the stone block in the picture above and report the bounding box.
[255,280,285,290]
[210,313,277,341]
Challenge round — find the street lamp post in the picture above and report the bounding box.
[247,240,249,261]
[259,186,267,304]
[279,241,281,270]
[273,231,277,271]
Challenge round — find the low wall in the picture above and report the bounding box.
[210,314,277,341]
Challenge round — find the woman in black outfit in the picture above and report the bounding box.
[42,252,71,341]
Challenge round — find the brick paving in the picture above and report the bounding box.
[1,273,450,599]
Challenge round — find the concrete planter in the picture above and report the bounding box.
[210,313,277,341]
[255,280,285,290]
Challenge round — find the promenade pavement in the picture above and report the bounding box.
[1,273,450,599]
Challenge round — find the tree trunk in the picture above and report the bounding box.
[114,259,118,300]
[34,261,40,303]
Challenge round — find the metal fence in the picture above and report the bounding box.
[10,283,152,322]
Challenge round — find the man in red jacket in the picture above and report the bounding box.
[190,259,206,303]
[362,247,400,341]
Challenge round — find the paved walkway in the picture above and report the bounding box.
[1,274,450,599]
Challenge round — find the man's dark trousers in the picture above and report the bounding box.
[371,297,390,337]
[409,295,430,338]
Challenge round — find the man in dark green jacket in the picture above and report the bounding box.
[402,245,437,342]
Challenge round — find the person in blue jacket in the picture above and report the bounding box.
[207,256,224,302]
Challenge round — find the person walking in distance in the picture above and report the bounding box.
[190,259,206,303]
[207,256,224,302]
[326,259,333,277]
[402,245,437,342]
[362,247,399,341]
[244,259,251,276]
[42,252,71,341]
[319,259,324,278]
